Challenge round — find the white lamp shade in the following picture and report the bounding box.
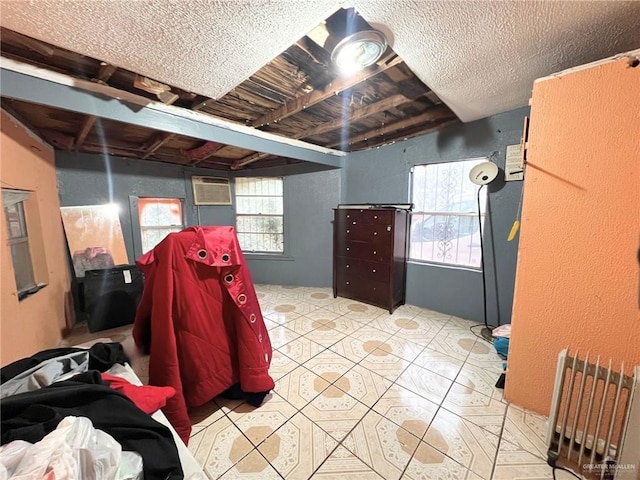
[469,161,499,185]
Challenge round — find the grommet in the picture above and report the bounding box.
[258,333,263,343]
[237,293,247,304]
[249,313,256,323]
[197,249,207,259]
[221,253,230,262]
[224,274,234,283]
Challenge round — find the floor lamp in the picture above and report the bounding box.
[469,161,499,342]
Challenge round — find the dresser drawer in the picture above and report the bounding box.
[335,209,393,225]
[335,257,390,282]
[335,270,389,306]
[335,239,390,262]
[336,221,393,244]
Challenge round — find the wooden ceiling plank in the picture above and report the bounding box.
[231,151,268,170]
[300,93,410,139]
[328,105,454,148]
[250,54,403,127]
[75,116,96,149]
[142,132,175,159]
[81,144,139,157]
[74,63,117,148]
[2,30,55,57]
[191,95,212,111]
[231,93,412,170]
[96,63,117,83]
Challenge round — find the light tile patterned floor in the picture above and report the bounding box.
[61,285,587,480]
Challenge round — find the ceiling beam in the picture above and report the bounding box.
[141,132,175,159]
[75,116,96,148]
[139,88,202,159]
[190,95,212,111]
[95,63,117,84]
[3,29,55,57]
[0,58,345,169]
[75,63,118,149]
[328,105,455,148]
[300,93,410,139]
[250,54,403,128]
[231,93,411,170]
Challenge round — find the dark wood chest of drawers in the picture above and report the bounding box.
[333,207,409,313]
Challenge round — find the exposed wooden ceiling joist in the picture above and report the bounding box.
[231,92,414,170]
[250,54,402,128]
[75,63,118,149]
[0,8,461,172]
[0,58,346,168]
[329,105,453,148]
[142,132,175,159]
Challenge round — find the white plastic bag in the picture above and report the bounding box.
[1,416,122,479]
[117,452,143,480]
[0,441,32,480]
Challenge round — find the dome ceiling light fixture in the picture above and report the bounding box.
[330,29,388,76]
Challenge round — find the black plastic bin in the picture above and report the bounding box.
[83,265,143,333]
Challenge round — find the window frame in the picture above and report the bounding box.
[3,192,38,299]
[136,197,185,255]
[408,159,488,269]
[234,177,285,255]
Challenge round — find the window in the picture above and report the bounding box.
[235,177,284,253]
[3,189,37,297]
[138,198,184,254]
[409,159,487,268]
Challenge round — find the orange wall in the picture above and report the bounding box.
[1,110,72,365]
[505,54,640,414]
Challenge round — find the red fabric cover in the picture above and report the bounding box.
[133,226,274,444]
[101,373,176,414]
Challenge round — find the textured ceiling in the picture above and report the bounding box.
[1,0,639,123]
[356,1,640,121]
[0,0,341,100]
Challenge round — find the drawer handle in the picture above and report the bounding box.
[346,281,350,285]
[372,269,376,273]
[374,215,378,219]
[346,264,350,268]
[387,226,391,232]
[346,229,350,233]
[346,247,350,251]
[373,232,377,235]
[352,221,357,225]
[373,251,377,255]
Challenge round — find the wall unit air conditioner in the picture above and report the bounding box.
[192,176,232,205]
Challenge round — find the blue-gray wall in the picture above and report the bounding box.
[343,107,529,325]
[55,106,528,322]
[56,152,234,262]
[243,168,340,286]
[55,152,339,286]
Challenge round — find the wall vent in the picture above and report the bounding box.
[192,176,232,205]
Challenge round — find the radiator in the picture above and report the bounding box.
[546,349,640,480]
